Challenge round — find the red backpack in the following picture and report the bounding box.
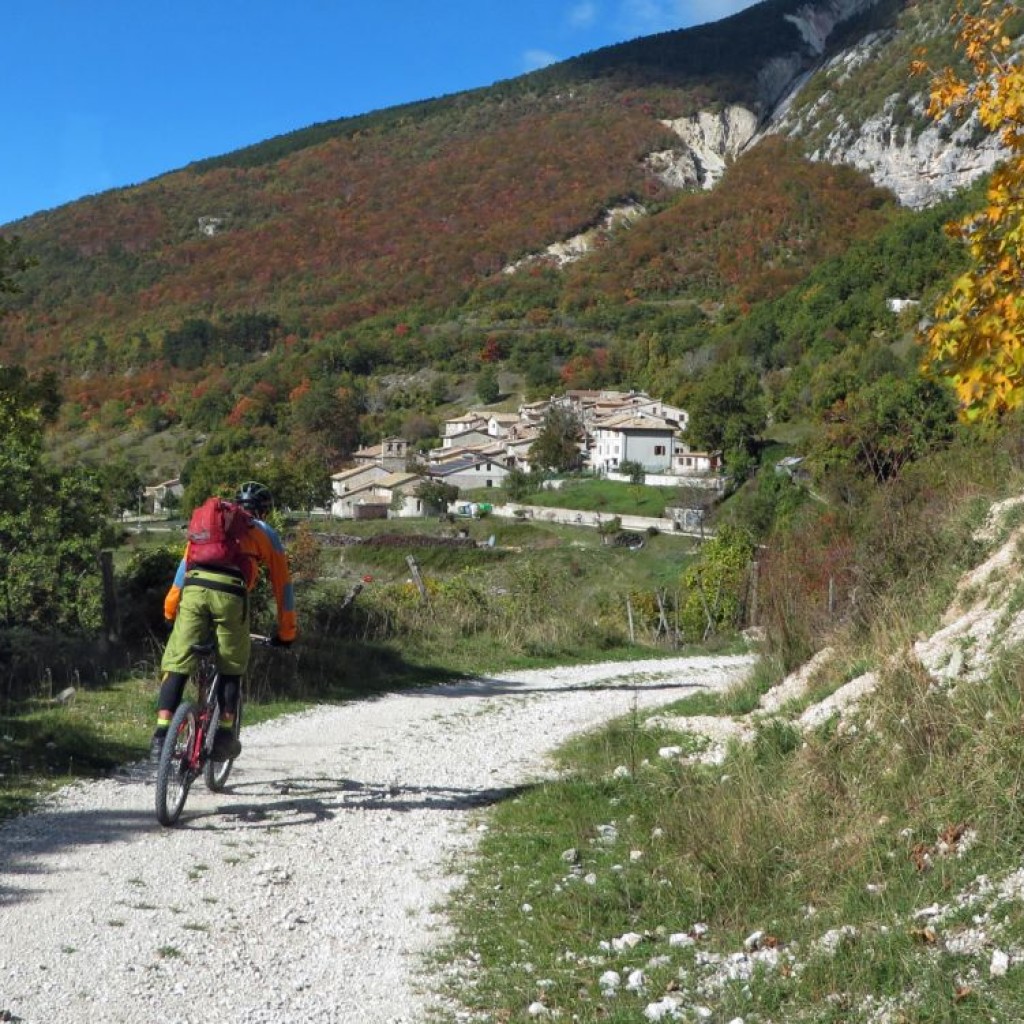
[186,497,254,580]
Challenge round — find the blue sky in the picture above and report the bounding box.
[2,0,758,227]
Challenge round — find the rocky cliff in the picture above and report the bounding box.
[765,22,1006,208]
[651,0,1004,210]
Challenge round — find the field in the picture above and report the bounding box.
[462,478,690,519]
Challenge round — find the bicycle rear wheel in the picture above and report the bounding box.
[155,701,198,826]
[204,697,242,792]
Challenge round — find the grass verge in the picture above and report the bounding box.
[436,652,1024,1023]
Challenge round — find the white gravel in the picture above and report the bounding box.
[0,653,753,1024]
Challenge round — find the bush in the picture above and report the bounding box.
[117,544,181,643]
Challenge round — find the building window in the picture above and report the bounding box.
[486,480,493,488]
[654,445,666,456]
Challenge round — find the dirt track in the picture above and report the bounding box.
[0,654,753,1024]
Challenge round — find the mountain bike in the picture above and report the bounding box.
[154,633,270,826]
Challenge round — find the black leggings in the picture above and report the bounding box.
[158,672,240,722]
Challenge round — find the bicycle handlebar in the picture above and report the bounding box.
[250,633,295,650]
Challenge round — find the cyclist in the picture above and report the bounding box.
[150,481,297,762]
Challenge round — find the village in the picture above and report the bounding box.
[328,388,724,524]
[140,388,728,530]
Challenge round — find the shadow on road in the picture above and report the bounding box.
[176,773,533,831]
[0,803,155,907]
[411,676,710,699]
[0,770,532,904]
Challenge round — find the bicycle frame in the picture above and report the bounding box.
[155,634,269,826]
[179,644,222,772]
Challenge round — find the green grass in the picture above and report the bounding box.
[325,517,699,590]
[436,652,1024,1023]
[654,653,783,717]
[463,479,682,518]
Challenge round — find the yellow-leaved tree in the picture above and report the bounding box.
[916,1,1024,419]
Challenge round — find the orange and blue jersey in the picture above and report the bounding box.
[164,518,297,641]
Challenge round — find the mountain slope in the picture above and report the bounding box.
[0,0,1000,464]
[766,0,1015,206]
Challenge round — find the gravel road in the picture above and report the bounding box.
[0,653,753,1024]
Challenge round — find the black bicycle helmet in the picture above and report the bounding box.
[236,480,273,518]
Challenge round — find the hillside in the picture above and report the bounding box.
[0,0,1001,476]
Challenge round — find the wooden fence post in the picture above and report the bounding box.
[99,549,120,647]
[406,555,428,602]
[748,560,760,627]
[340,582,364,610]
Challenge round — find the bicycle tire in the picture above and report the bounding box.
[155,701,198,826]
[204,697,242,792]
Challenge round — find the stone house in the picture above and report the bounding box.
[352,436,412,471]
[331,471,423,519]
[673,447,723,476]
[429,454,510,491]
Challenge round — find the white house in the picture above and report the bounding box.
[486,412,521,437]
[629,395,688,432]
[443,412,488,439]
[505,433,539,470]
[428,441,488,466]
[330,464,391,517]
[673,447,723,476]
[144,478,184,514]
[590,415,677,474]
[352,436,412,470]
[441,427,493,451]
[517,399,550,425]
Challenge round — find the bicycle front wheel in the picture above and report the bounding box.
[155,701,199,826]
[204,697,242,792]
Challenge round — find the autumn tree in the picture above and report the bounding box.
[89,456,145,517]
[916,1,1024,418]
[620,459,646,508]
[503,466,531,502]
[813,373,959,485]
[680,523,755,642]
[416,478,459,515]
[0,258,114,630]
[289,379,363,459]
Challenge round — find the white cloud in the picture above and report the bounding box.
[568,2,599,29]
[523,48,559,71]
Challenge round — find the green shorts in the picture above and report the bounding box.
[161,569,251,677]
